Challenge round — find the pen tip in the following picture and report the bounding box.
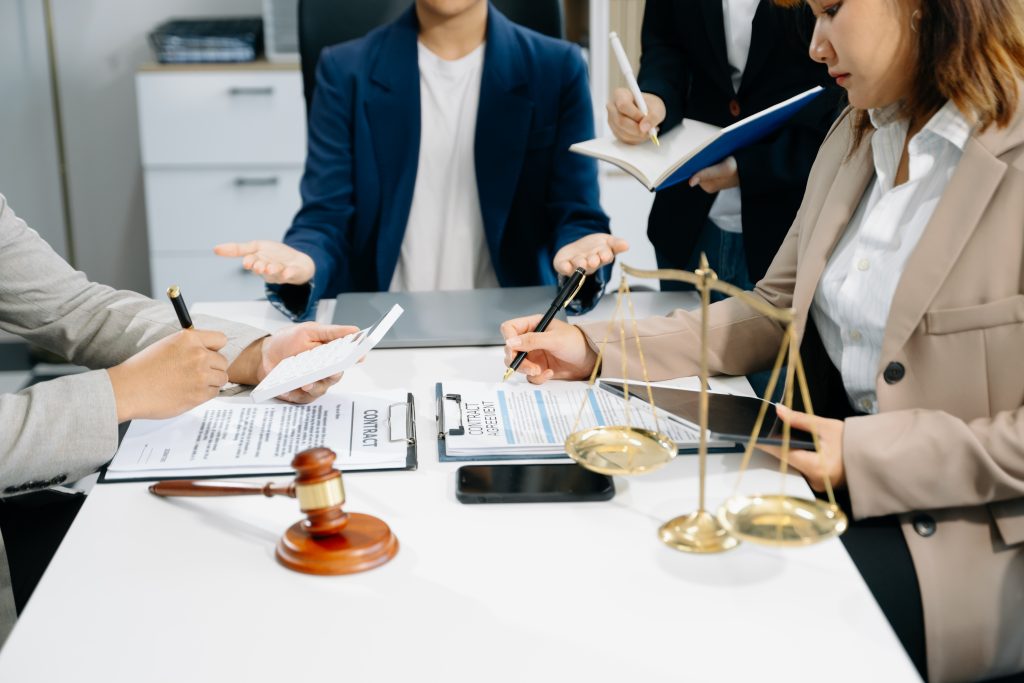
[502,368,513,382]
[651,132,660,147]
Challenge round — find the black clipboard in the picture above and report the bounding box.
[435,383,571,462]
[98,393,418,483]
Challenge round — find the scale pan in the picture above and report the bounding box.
[565,426,676,476]
[717,494,848,547]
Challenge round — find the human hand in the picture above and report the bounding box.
[688,156,739,193]
[213,240,316,285]
[606,88,666,144]
[757,405,846,492]
[500,316,597,384]
[229,322,361,403]
[553,234,629,276]
[107,329,229,422]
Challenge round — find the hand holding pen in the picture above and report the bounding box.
[606,33,667,146]
[104,286,230,422]
[502,268,588,381]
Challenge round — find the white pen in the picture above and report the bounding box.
[609,31,660,146]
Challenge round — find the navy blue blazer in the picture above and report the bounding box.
[271,5,611,319]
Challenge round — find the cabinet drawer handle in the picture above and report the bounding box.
[227,86,275,96]
[233,176,280,187]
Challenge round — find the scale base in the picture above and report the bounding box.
[276,512,398,575]
[565,426,677,476]
[658,509,739,554]
[718,494,848,547]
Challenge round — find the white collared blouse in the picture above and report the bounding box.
[810,100,973,414]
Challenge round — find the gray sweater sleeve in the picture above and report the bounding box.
[0,194,267,494]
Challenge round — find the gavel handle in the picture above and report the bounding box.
[149,480,295,498]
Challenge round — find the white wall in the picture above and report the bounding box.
[0,0,68,257]
[600,172,657,288]
[2,0,657,296]
[49,0,261,293]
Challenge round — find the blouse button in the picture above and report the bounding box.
[849,330,862,342]
[857,258,870,271]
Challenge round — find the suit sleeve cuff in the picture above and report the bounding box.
[266,282,318,322]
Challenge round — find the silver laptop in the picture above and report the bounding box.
[331,286,563,348]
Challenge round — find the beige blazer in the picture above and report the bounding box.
[0,195,266,646]
[581,107,1024,683]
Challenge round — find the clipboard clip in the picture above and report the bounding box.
[387,398,416,445]
[436,393,465,439]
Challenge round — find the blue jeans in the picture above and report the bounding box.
[680,220,783,399]
[682,219,755,302]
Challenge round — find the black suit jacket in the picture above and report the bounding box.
[637,0,843,284]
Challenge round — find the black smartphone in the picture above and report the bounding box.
[455,464,615,504]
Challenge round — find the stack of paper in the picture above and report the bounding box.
[104,391,412,482]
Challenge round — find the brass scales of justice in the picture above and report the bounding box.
[564,257,848,553]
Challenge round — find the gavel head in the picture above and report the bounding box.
[291,447,347,537]
[277,447,398,575]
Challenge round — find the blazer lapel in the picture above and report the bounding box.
[365,8,421,289]
[879,136,1007,365]
[735,0,772,92]
[475,8,534,259]
[792,132,875,333]
[699,0,733,94]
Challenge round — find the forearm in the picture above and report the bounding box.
[226,337,265,386]
[0,201,262,368]
[577,294,786,382]
[844,407,1024,518]
[0,371,120,494]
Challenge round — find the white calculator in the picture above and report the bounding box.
[250,304,403,402]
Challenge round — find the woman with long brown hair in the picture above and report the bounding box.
[501,1,1024,680]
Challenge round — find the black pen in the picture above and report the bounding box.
[166,285,194,329]
[503,267,587,381]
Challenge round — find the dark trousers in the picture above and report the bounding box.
[0,490,85,613]
[832,488,928,680]
[801,320,928,679]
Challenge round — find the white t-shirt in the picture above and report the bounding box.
[708,0,759,233]
[388,41,499,292]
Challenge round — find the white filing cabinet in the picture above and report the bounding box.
[136,62,307,300]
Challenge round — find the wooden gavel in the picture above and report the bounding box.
[150,447,398,575]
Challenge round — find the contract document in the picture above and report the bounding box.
[437,381,735,461]
[104,390,415,481]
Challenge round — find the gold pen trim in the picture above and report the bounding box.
[563,273,586,308]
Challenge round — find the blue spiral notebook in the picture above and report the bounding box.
[570,86,823,191]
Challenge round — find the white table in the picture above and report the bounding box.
[0,339,920,682]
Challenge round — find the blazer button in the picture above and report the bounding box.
[912,514,936,537]
[728,99,741,117]
[883,361,905,384]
